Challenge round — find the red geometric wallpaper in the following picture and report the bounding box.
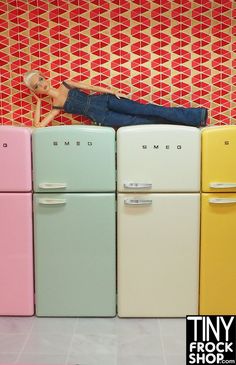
[0,0,235,127]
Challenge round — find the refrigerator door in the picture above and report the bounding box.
[32,126,115,192]
[117,125,201,192]
[34,193,116,316]
[200,193,236,315]
[0,193,34,315]
[118,193,200,317]
[0,126,32,192]
[202,125,236,193]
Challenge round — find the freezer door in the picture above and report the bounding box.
[200,193,236,315]
[0,126,32,192]
[117,125,201,192]
[32,126,115,192]
[118,193,200,317]
[202,125,236,193]
[0,193,34,315]
[34,193,116,316]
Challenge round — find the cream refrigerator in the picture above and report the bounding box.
[0,126,34,315]
[117,125,201,317]
[33,126,116,317]
[200,125,236,315]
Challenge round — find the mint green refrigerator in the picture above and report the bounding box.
[33,126,116,317]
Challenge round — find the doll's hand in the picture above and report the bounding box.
[13,121,25,127]
[115,92,129,99]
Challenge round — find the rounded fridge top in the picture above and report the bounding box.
[0,126,32,192]
[33,124,115,135]
[117,124,201,134]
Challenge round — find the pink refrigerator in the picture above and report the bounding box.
[0,126,34,315]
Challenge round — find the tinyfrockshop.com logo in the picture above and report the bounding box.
[186,316,236,364]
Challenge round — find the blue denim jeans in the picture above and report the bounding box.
[99,95,207,128]
[65,89,208,128]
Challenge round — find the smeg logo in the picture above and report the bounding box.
[141,144,183,150]
[52,141,93,146]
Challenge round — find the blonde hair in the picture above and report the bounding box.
[23,70,40,89]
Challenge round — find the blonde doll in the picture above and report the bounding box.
[24,70,207,128]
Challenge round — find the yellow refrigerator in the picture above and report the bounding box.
[200,125,236,314]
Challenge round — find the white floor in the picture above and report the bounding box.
[0,317,186,365]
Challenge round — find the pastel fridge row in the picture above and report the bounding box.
[0,125,236,317]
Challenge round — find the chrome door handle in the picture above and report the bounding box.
[209,182,236,189]
[209,198,236,204]
[124,199,152,206]
[39,183,67,189]
[39,198,66,205]
[124,182,152,189]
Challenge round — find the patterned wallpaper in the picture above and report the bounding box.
[0,0,235,127]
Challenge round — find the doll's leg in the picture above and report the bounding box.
[102,110,172,127]
[107,95,207,127]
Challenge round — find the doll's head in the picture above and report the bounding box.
[23,70,50,94]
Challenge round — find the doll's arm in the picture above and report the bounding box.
[67,80,111,93]
[34,98,41,126]
[32,93,60,128]
[34,109,60,128]
[67,80,129,98]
